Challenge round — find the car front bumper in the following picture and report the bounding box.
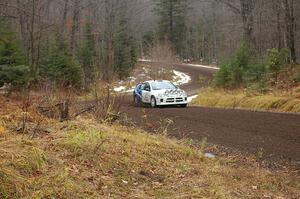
[156,96,188,106]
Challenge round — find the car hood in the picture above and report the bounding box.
[152,89,187,97]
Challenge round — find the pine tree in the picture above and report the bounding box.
[0,22,25,66]
[129,36,137,67]
[114,16,137,79]
[0,21,29,88]
[40,36,83,88]
[142,31,154,56]
[79,22,96,89]
[155,0,188,56]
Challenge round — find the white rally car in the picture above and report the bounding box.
[133,80,188,108]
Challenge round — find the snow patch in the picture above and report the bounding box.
[185,63,219,70]
[187,95,198,103]
[173,70,191,85]
[113,86,134,93]
[138,59,152,62]
[113,86,126,92]
[204,153,216,158]
[138,59,219,70]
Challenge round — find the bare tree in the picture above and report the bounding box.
[215,0,257,46]
[283,0,297,62]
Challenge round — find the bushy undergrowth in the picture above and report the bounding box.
[208,43,300,112]
[215,43,291,90]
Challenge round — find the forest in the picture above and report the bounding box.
[0,0,299,91]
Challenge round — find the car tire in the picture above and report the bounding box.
[134,95,140,107]
[180,104,187,108]
[150,96,156,108]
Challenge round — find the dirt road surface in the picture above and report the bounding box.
[120,62,300,163]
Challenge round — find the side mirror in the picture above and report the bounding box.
[145,87,150,92]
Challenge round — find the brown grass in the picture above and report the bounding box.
[0,97,299,198]
[192,87,300,113]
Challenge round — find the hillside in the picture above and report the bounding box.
[0,97,299,198]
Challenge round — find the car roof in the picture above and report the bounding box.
[144,80,171,84]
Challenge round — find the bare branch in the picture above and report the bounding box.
[215,0,241,14]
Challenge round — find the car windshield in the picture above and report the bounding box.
[151,82,177,90]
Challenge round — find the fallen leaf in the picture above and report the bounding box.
[252,185,258,190]
[0,125,5,134]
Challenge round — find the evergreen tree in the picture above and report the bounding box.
[114,16,137,79]
[129,36,137,66]
[142,31,154,56]
[0,21,29,88]
[215,43,256,87]
[155,0,188,56]
[0,22,25,66]
[79,23,96,89]
[40,37,83,88]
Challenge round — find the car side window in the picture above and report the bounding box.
[140,83,145,90]
[144,83,151,91]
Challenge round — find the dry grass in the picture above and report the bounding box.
[0,97,299,198]
[192,87,300,113]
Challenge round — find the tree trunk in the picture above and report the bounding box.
[284,0,297,63]
[273,1,283,50]
[169,0,173,42]
[240,0,256,46]
[70,0,80,58]
[60,0,69,39]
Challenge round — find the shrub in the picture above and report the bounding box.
[0,65,30,88]
[0,22,29,89]
[266,48,290,81]
[244,63,267,91]
[214,45,292,90]
[215,43,256,88]
[79,23,96,89]
[214,63,230,87]
[0,22,25,66]
[40,38,83,88]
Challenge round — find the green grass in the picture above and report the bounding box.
[192,88,300,113]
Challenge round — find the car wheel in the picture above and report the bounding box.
[134,95,140,107]
[150,96,156,108]
[180,104,187,108]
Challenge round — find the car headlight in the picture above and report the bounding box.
[158,93,164,98]
[177,90,185,96]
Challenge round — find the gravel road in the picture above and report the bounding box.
[120,62,300,162]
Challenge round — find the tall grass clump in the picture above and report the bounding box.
[193,89,300,113]
[61,128,107,158]
[0,138,47,198]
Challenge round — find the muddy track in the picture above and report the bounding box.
[120,62,300,163]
